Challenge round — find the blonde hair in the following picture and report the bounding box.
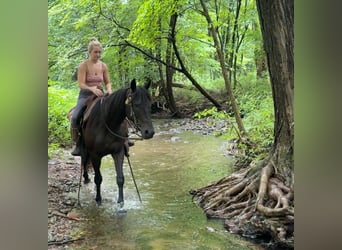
[88,37,102,53]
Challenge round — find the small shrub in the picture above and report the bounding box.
[193,106,229,119]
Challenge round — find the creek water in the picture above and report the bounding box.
[72,120,262,250]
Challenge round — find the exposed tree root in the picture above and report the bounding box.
[190,159,294,249]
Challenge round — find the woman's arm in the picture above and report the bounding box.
[102,63,112,94]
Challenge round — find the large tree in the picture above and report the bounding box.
[191,0,294,248]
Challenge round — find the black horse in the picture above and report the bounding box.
[76,79,154,206]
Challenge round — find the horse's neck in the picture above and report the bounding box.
[103,90,127,128]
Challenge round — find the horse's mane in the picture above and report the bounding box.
[82,87,128,125]
[106,87,129,109]
[85,85,150,125]
[107,85,151,107]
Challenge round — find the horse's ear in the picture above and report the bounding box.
[144,79,151,90]
[130,79,137,92]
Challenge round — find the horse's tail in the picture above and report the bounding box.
[81,145,91,171]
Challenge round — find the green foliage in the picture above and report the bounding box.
[193,77,274,160]
[240,89,273,155]
[48,82,79,148]
[48,0,262,93]
[129,0,186,48]
[48,143,60,160]
[236,78,274,158]
[194,107,228,120]
[48,0,272,161]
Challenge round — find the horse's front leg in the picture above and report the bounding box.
[81,154,90,184]
[113,151,125,207]
[83,163,91,184]
[91,157,102,205]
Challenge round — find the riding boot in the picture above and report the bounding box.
[71,127,81,156]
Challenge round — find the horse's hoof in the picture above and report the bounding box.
[95,198,102,206]
[116,208,127,215]
[117,201,124,208]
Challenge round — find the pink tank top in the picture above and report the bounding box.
[85,62,104,88]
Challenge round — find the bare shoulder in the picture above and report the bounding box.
[101,61,108,70]
[78,60,87,70]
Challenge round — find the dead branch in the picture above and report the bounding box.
[48,237,85,246]
[51,210,81,221]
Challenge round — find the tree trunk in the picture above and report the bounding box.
[169,13,223,110]
[255,1,294,245]
[166,14,181,117]
[156,18,168,110]
[228,0,241,84]
[200,0,246,136]
[252,20,268,78]
[254,39,267,78]
[255,53,267,78]
[257,0,294,181]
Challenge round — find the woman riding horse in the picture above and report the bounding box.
[70,37,113,156]
[78,79,154,206]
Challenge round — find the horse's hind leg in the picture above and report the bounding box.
[113,152,125,207]
[91,157,103,205]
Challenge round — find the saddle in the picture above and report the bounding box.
[67,95,103,126]
[82,95,101,123]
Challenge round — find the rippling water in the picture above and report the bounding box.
[71,119,262,250]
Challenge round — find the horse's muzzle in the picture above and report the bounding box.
[142,127,155,139]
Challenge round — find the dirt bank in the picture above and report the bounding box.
[48,152,82,249]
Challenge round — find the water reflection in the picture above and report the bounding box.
[73,119,262,250]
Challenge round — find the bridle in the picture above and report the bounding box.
[100,90,143,141]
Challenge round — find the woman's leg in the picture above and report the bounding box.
[70,92,91,155]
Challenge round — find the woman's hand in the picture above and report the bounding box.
[89,86,103,97]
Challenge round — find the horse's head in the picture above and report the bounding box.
[126,79,155,139]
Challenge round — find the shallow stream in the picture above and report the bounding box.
[72,120,262,250]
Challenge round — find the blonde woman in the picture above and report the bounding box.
[71,37,112,156]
